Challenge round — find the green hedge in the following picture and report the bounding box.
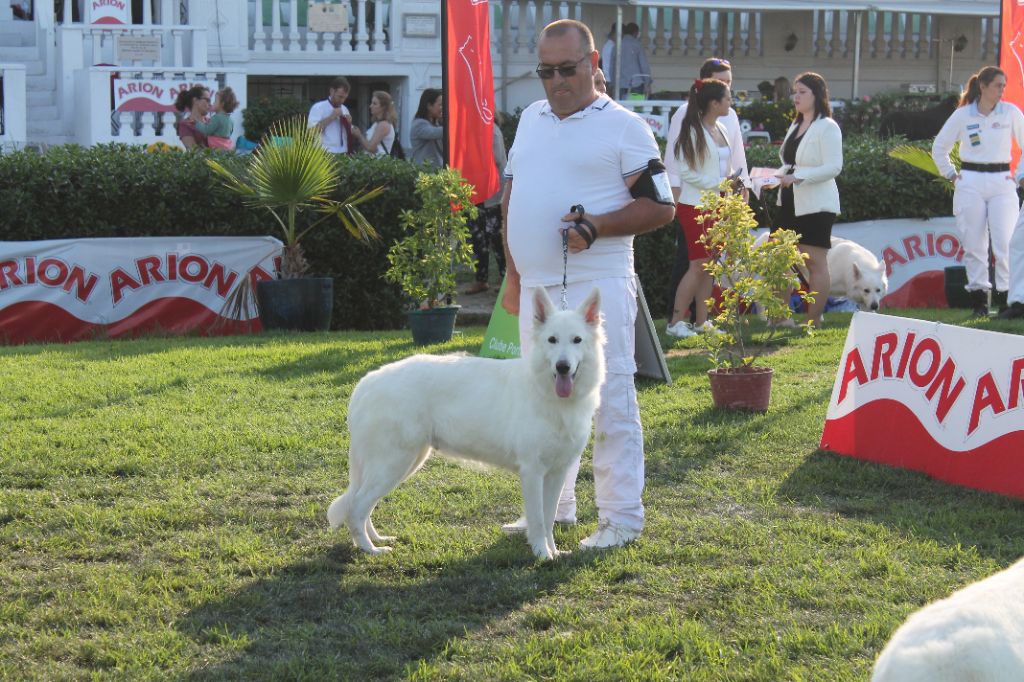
[0,144,420,330]
[0,135,954,330]
[242,96,312,143]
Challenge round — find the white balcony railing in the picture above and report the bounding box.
[0,63,28,150]
[249,0,393,54]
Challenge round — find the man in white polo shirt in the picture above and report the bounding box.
[662,57,751,319]
[500,19,675,549]
[307,76,353,154]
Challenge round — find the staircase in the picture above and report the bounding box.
[0,18,71,147]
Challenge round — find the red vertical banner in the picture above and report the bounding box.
[445,0,500,204]
[1000,0,1024,168]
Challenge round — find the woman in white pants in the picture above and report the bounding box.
[932,66,1024,317]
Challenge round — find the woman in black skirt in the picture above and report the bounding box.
[773,72,843,327]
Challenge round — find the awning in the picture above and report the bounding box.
[613,0,998,16]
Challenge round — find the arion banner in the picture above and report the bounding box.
[1001,0,1024,168]
[114,78,219,113]
[820,312,1024,499]
[444,0,500,204]
[0,237,282,344]
[90,0,131,25]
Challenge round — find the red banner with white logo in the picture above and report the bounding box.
[0,237,282,344]
[1001,0,1024,168]
[820,313,1024,499]
[445,0,500,204]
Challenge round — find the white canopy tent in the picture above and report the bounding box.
[595,0,999,98]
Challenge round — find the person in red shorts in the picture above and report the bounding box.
[663,78,738,338]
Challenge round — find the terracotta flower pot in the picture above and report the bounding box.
[707,366,774,412]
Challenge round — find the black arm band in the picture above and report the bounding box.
[629,159,675,205]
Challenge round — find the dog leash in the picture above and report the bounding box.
[559,204,597,311]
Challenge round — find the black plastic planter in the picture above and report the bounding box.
[408,306,460,345]
[256,278,334,331]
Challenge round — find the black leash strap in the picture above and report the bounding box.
[567,204,597,248]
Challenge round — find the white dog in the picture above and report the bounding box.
[828,236,888,311]
[327,287,605,561]
[872,557,1024,681]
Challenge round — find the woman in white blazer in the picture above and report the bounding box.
[774,72,843,328]
[664,78,738,338]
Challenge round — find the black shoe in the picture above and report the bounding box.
[969,289,989,318]
[992,290,1008,314]
[997,301,1024,319]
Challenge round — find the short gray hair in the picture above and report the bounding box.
[540,19,595,54]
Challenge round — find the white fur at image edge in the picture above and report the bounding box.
[872,557,1024,681]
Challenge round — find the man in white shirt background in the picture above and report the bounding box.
[307,77,353,154]
[662,58,751,318]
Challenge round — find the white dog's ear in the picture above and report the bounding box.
[577,287,601,327]
[852,263,862,279]
[533,287,555,325]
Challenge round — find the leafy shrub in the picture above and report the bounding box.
[242,96,312,143]
[735,98,794,140]
[0,144,419,330]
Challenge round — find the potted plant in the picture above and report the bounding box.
[696,184,813,411]
[207,116,384,331]
[385,168,476,345]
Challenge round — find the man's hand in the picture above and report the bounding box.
[560,209,601,253]
[778,174,799,188]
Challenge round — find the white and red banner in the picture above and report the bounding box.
[445,0,500,204]
[833,217,964,308]
[90,0,130,25]
[0,237,282,344]
[1000,0,1024,169]
[114,78,219,113]
[821,312,1024,498]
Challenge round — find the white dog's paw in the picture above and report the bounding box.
[357,544,393,555]
[531,544,555,561]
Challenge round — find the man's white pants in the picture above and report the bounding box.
[519,276,645,530]
[1010,208,1024,305]
[952,171,1019,292]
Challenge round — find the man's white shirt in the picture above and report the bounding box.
[505,95,662,287]
[307,100,351,153]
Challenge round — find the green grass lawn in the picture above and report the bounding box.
[2,310,1023,680]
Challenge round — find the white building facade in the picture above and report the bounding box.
[0,0,999,150]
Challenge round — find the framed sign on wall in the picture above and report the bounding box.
[403,13,438,38]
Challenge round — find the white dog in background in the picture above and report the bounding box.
[328,288,605,561]
[872,557,1024,681]
[827,236,888,311]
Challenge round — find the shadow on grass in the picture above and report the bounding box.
[778,449,1024,561]
[178,537,598,679]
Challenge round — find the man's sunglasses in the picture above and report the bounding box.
[535,55,588,80]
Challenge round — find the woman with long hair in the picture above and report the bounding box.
[773,71,843,328]
[664,78,736,338]
[410,88,444,167]
[352,90,397,157]
[173,85,211,149]
[932,65,1024,317]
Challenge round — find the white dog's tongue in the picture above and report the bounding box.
[555,373,573,398]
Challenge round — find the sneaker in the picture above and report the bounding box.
[666,321,697,338]
[500,514,577,535]
[579,520,641,549]
[696,321,725,335]
[998,301,1024,320]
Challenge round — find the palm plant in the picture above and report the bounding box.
[888,142,959,192]
[207,116,384,278]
